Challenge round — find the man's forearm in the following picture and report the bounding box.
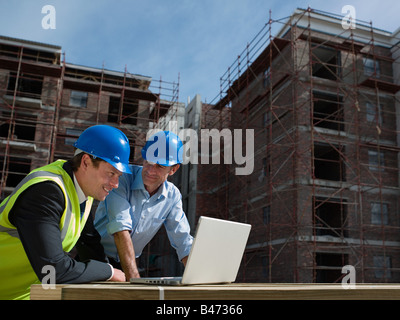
[113,230,140,279]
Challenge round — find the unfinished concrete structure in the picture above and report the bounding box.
[3,7,400,283]
[184,8,400,283]
[0,34,186,276]
[0,35,181,200]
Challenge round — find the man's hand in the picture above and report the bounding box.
[109,268,126,282]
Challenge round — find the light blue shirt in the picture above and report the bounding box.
[94,165,193,262]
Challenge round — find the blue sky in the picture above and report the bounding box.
[0,0,399,104]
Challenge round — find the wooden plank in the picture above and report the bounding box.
[30,283,400,300]
[62,284,160,300]
[30,284,67,300]
[60,283,400,300]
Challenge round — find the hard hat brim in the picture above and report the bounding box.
[107,159,132,174]
[141,148,181,167]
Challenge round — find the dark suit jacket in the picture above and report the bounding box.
[8,161,112,283]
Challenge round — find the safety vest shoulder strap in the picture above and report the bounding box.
[0,165,73,242]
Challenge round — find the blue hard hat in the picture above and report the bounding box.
[74,125,131,174]
[141,131,183,166]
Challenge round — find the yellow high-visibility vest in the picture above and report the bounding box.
[0,160,93,300]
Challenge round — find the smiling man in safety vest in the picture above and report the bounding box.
[0,125,130,300]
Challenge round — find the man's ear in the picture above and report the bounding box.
[80,153,91,171]
[168,164,180,176]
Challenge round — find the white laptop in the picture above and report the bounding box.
[130,216,251,285]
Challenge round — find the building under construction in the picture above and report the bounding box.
[0,33,186,275]
[2,7,400,284]
[0,35,182,201]
[183,8,400,283]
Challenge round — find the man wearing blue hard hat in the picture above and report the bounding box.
[93,131,193,280]
[0,125,129,299]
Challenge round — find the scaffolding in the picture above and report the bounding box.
[2,7,400,283]
[0,35,183,276]
[198,7,400,283]
[0,35,180,197]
